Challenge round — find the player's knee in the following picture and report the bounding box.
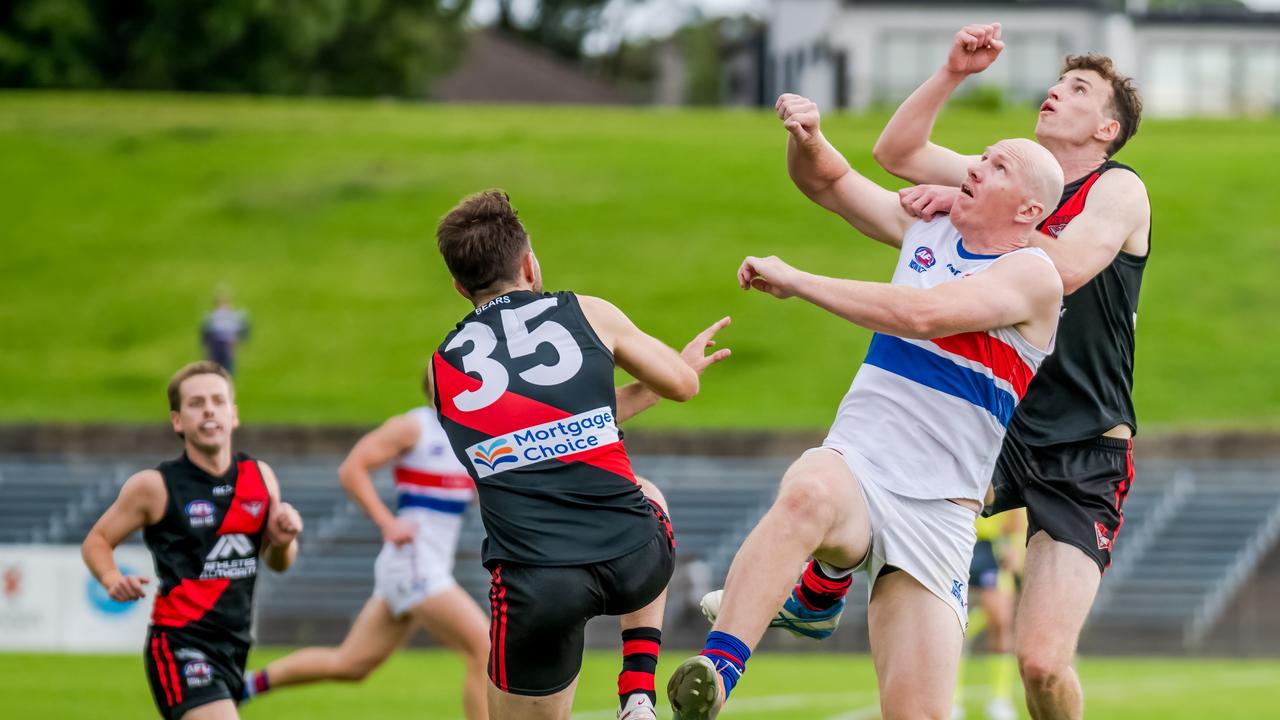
[335,656,380,682]
[1017,647,1069,690]
[776,474,838,527]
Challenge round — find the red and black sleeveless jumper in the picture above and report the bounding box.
[142,452,270,718]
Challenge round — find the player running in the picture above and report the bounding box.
[674,99,1065,719]
[82,361,303,720]
[241,387,491,718]
[872,24,1150,720]
[431,190,723,720]
[241,317,731,718]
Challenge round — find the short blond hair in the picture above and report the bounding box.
[167,361,233,412]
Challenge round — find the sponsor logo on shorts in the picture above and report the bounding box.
[465,407,620,478]
[174,648,207,661]
[951,579,967,609]
[1094,521,1113,551]
[183,660,214,688]
[185,500,216,528]
[910,246,937,273]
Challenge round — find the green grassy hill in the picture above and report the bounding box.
[3,649,1278,719]
[1,92,1277,429]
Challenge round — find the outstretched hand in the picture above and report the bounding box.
[946,23,1004,77]
[738,256,803,299]
[680,317,732,374]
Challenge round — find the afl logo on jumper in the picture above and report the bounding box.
[910,246,937,273]
[185,500,216,528]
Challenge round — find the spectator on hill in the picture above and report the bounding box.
[201,288,250,375]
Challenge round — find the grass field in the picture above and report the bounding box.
[2,92,1279,429]
[3,649,1277,719]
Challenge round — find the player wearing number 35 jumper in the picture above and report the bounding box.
[430,190,707,720]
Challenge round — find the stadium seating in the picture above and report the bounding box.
[3,455,1277,651]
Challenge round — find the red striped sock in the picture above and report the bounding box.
[795,560,853,611]
[618,627,661,708]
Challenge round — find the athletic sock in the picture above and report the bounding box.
[618,627,661,708]
[794,559,854,611]
[990,653,1014,702]
[242,669,271,700]
[700,630,750,699]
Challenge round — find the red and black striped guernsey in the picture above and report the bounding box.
[433,290,654,567]
[144,452,270,644]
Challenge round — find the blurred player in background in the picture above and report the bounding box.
[201,288,250,376]
[956,509,1026,720]
[81,361,303,720]
[431,190,723,720]
[874,23,1149,720]
[241,372,491,719]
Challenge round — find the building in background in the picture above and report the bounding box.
[737,0,1280,116]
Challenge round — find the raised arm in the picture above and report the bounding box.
[778,94,916,248]
[615,316,732,423]
[872,23,1003,185]
[578,295,699,402]
[1033,169,1149,294]
[338,413,422,546]
[259,462,302,572]
[82,470,166,602]
[737,252,1061,345]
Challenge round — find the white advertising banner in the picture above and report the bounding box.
[0,544,156,653]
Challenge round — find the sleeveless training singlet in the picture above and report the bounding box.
[825,218,1057,503]
[145,453,270,645]
[433,290,653,567]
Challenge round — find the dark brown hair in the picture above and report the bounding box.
[1061,54,1143,158]
[436,190,531,295]
[167,361,233,412]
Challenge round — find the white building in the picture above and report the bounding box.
[752,0,1280,116]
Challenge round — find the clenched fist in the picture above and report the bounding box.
[267,500,303,548]
[776,94,822,144]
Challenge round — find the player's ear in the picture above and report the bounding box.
[453,279,473,301]
[522,250,539,284]
[1094,117,1120,146]
[230,403,240,431]
[170,410,183,438]
[1014,199,1046,226]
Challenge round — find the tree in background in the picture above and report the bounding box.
[0,0,470,97]
[493,0,610,60]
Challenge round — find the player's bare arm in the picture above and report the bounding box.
[338,413,421,546]
[259,461,302,572]
[737,252,1061,346]
[1035,168,1150,293]
[872,23,1003,185]
[615,316,732,423]
[577,294,699,402]
[81,469,167,602]
[779,94,916,247]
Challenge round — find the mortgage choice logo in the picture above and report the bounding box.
[467,407,619,478]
